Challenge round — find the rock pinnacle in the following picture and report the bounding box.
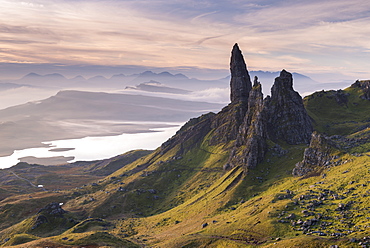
[230,43,252,103]
[267,70,313,144]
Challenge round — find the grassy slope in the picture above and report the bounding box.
[304,87,370,136]
[0,150,152,202]
[122,147,369,248]
[1,85,370,247]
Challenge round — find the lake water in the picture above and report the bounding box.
[0,124,182,169]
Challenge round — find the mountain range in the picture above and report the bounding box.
[0,44,369,247]
[1,69,329,96]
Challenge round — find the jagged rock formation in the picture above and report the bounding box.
[227,69,312,169]
[267,70,313,144]
[229,77,268,168]
[351,80,370,100]
[292,132,334,176]
[161,45,312,171]
[230,43,252,103]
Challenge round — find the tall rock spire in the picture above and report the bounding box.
[230,43,252,103]
[209,44,251,145]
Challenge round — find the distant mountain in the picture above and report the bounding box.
[132,71,188,80]
[158,71,189,79]
[12,69,328,96]
[87,75,108,81]
[0,82,27,91]
[125,80,192,94]
[21,72,41,78]
[130,71,186,83]
[128,71,226,91]
[109,73,127,81]
[14,70,226,91]
[17,72,69,88]
[70,75,86,81]
[22,72,66,80]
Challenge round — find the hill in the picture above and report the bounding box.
[0,45,369,248]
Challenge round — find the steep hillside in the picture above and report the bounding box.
[0,45,369,248]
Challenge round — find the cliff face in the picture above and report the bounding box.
[267,70,313,145]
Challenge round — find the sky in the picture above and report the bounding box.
[1,0,370,80]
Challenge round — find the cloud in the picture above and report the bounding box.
[0,24,54,35]
[193,35,226,46]
[0,0,369,78]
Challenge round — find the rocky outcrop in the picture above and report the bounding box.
[37,202,66,216]
[293,132,334,176]
[230,43,252,103]
[325,89,349,106]
[229,77,268,168]
[351,80,370,100]
[32,202,67,229]
[267,70,313,144]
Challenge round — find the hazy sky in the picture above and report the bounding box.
[1,0,370,79]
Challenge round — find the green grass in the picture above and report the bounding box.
[82,130,230,219]
[3,233,38,246]
[304,87,370,136]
